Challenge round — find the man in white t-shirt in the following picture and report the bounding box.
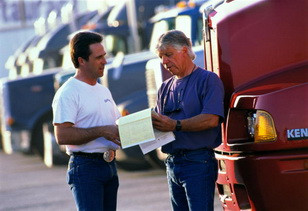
[52,31,121,211]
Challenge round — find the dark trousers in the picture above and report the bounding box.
[165,149,218,211]
[67,155,119,211]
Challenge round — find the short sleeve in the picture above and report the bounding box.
[52,90,78,125]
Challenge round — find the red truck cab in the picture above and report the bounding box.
[203,0,308,210]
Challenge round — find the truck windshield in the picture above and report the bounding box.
[175,15,203,46]
[149,13,203,52]
[61,45,74,70]
[176,15,192,40]
[149,19,174,52]
[104,35,127,56]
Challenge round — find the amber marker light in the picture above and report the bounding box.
[254,110,277,143]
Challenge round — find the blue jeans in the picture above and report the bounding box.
[67,155,119,211]
[165,149,218,211]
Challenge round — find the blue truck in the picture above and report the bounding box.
[0,0,177,167]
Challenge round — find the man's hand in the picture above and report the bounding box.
[101,125,121,146]
[152,113,176,132]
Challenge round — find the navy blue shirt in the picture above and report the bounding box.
[155,67,224,154]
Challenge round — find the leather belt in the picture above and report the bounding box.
[71,151,115,162]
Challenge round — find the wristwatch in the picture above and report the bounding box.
[175,120,182,131]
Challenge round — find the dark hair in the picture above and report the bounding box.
[156,30,195,60]
[70,31,103,68]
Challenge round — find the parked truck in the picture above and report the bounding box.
[146,0,308,209]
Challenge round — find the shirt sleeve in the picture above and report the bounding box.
[52,90,78,125]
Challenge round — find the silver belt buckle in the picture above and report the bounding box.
[103,150,115,162]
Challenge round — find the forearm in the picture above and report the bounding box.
[152,113,219,132]
[55,124,119,146]
[180,114,219,132]
[55,126,101,145]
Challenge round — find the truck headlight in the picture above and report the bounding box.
[248,110,277,143]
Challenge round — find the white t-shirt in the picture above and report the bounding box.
[52,77,121,154]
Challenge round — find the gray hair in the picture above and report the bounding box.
[156,30,196,60]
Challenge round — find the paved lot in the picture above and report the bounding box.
[0,152,222,211]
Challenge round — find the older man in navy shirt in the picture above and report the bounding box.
[152,30,224,211]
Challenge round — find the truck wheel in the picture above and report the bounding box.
[32,122,44,157]
[43,121,69,167]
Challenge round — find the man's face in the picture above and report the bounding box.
[84,43,107,78]
[158,45,186,76]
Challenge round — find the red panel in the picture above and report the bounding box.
[215,151,308,210]
[212,0,308,94]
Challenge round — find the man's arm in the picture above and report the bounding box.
[152,113,219,132]
[54,122,121,146]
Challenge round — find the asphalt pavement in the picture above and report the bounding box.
[0,151,222,211]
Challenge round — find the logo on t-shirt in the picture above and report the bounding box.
[104,99,112,103]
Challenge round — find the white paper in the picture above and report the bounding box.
[117,108,175,153]
[139,129,175,154]
[117,108,155,148]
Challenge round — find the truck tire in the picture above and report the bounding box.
[32,115,53,158]
[43,121,69,167]
[32,122,45,157]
